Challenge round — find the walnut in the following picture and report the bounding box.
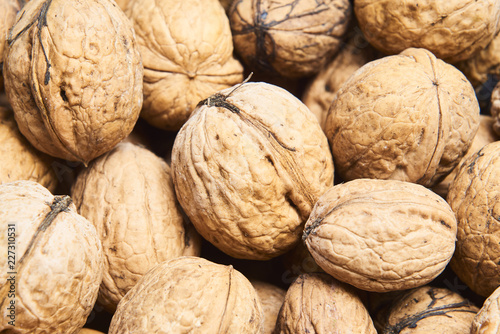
[3,0,143,165]
[303,179,457,293]
[171,82,334,260]
[447,141,500,297]
[471,286,500,334]
[0,181,103,334]
[71,142,201,312]
[488,81,500,136]
[355,0,500,63]
[274,273,376,334]
[251,281,286,334]
[229,0,352,78]
[108,256,264,333]
[325,48,480,187]
[124,0,243,131]
[379,286,479,333]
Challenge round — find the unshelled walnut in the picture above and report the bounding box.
[251,281,286,334]
[447,141,500,297]
[3,0,143,165]
[0,181,103,334]
[71,142,201,312]
[489,81,500,136]
[325,48,480,187]
[171,82,334,260]
[274,273,376,334]
[355,0,500,63]
[125,0,243,131]
[471,286,500,333]
[229,0,352,78]
[303,179,457,292]
[379,286,479,333]
[109,256,264,334]
[0,105,58,191]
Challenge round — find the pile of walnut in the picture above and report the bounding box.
[1,0,500,333]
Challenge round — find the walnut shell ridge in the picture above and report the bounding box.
[471,286,500,334]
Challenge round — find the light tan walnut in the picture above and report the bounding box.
[251,281,286,334]
[125,0,243,131]
[71,142,201,312]
[274,273,376,334]
[0,181,103,334]
[489,81,500,136]
[472,286,500,334]
[171,82,334,260]
[229,0,352,78]
[355,0,500,63]
[325,48,480,187]
[3,0,143,165]
[109,256,264,334]
[303,179,457,293]
[447,141,500,297]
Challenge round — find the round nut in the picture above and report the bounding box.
[380,286,479,333]
[229,0,352,78]
[125,0,243,131]
[3,0,143,164]
[171,82,334,260]
[303,178,457,293]
[447,141,500,297]
[251,281,286,334]
[274,273,377,334]
[355,0,500,63]
[0,181,103,334]
[0,105,58,192]
[71,142,201,312]
[109,256,264,334]
[325,48,480,187]
[489,81,500,136]
[471,286,500,334]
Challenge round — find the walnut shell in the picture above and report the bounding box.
[0,181,104,334]
[447,141,500,297]
[355,0,500,63]
[325,48,480,187]
[251,281,286,334]
[229,0,352,78]
[3,0,143,165]
[303,179,457,293]
[171,82,334,260]
[379,286,479,333]
[109,256,264,334]
[471,286,500,333]
[71,142,201,312]
[274,273,376,334]
[125,0,243,131]
[0,105,58,191]
[489,81,500,136]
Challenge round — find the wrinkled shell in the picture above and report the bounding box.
[109,256,264,334]
[355,0,500,63]
[489,81,500,136]
[0,181,104,334]
[3,0,143,164]
[230,0,352,78]
[0,105,58,191]
[125,0,243,131]
[325,48,480,187]
[274,273,376,334]
[471,286,500,333]
[251,281,286,334]
[71,142,201,312]
[171,82,334,260]
[380,286,479,333]
[303,179,457,292]
[447,141,500,297]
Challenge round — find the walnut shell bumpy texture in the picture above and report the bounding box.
[109,256,264,334]
[471,286,500,334]
[274,273,377,334]
[3,0,143,165]
[379,286,479,334]
[0,105,58,192]
[125,0,243,131]
[489,81,500,136]
[325,48,480,187]
[355,0,500,63]
[71,142,201,312]
[303,179,457,293]
[229,0,352,78]
[0,181,104,334]
[447,141,500,297]
[251,281,286,334]
[171,82,334,260]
